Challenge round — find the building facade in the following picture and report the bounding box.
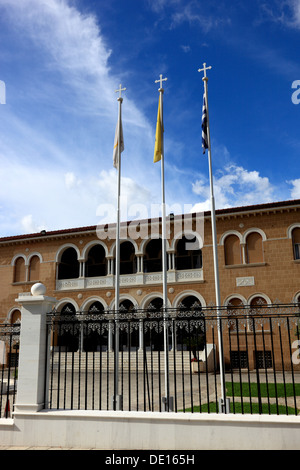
[1,198,300,368]
[1,198,300,322]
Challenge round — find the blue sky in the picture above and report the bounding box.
[0,0,300,236]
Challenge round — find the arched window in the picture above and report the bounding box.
[227,297,244,309]
[14,257,26,283]
[88,301,105,314]
[144,239,162,273]
[246,232,263,264]
[120,241,137,275]
[224,235,242,266]
[10,309,21,324]
[86,245,106,277]
[57,248,79,280]
[28,255,40,281]
[175,236,202,270]
[292,227,300,260]
[250,296,267,308]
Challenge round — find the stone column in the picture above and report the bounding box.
[14,283,57,413]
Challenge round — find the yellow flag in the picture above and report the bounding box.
[153,97,163,163]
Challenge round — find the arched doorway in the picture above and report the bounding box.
[144,297,164,351]
[144,239,162,273]
[175,236,202,270]
[83,301,106,352]
[120,241,137,275]
[57,303,79,352]
[176,295,205,356]
[86,245,106,277]
[118,299,138,350]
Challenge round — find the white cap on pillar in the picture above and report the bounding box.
[31,282,46,296]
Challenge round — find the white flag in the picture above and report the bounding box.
[113,117,124,168]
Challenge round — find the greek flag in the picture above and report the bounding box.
[202,93,208,154]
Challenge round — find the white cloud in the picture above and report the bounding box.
[0,0,158,236]
[289,178,300,198]
[65,172,81,190]
[180,45,191,53]
[260,0,300,29]
[0,0,151,125]
[21,214,46,234]
[191,164,275,212]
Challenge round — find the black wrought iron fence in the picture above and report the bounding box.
[0,322,20,418]
[45,304,300,415]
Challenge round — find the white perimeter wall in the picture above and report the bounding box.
[0,411,300,450]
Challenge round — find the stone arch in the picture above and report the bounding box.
[171,230,203,251]
[55,300,79,352]
[7,307,22,324]
[140,292,171,309]
[172,290,206,309]
[223,234,242,266]
[289,225,300,260]
[28,254,41,282]
[85,244,107,277]
[109,294,139,311]
[293,291,300,305]
[219,230,243,246]
[119,240,137,275]
[55,298,79,313]
[287,223,300,239]
[139,236,170,256]
[173,234,203,270]
[224,294,247,307]
[244,231,264,264]
[13,256,26,283]
[82,240,108,260]
[143,238,164,273]
[57,246,80,280]
[247,293,271,306]
[81,296,107,312]
[242,228,267,244]
[11,253,27,266]
[55,244,81,263]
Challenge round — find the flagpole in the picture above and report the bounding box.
[113,84,126,411]
[198,64,228,413]
[154,74,172,412]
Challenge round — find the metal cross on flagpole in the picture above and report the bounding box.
[113,83,126,411]
[198,63,229,414]
[198,62,212,79]
[116,83,126,99]
[154,74,173,412]
[155,74,168,90]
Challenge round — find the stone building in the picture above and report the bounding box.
[1,198,300,368]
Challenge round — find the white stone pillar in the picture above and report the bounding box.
[241,243,247,265]
[14,283,57,413]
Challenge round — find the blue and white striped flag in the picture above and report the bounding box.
[202,93,208,154]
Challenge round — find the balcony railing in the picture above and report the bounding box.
[55,268,204,291]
